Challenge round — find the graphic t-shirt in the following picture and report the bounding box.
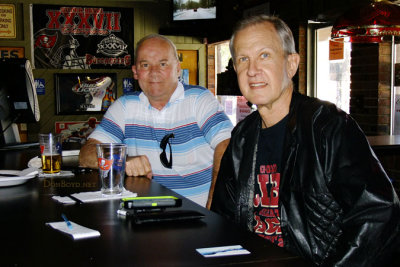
[253,116,288,247]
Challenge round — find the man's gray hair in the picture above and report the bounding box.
[229,15,297,62]
[134,33,179,64]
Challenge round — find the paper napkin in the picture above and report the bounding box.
[196,245,251,257]
[38,170,75,178]
[46,221,100,240]
[52,190,137,204]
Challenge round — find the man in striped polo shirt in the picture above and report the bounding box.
[79,34,233,207]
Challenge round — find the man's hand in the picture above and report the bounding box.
[79,138,101,168]
[125,155,153,179]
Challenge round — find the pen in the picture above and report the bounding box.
[61,213,73,229]
[68,194,84,205]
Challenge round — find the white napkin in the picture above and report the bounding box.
[52,190,137,204]
[46,221,100,240]
[38,170,75,178]
[28,156,42,169]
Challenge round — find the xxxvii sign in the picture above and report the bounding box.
[31,4,133,69]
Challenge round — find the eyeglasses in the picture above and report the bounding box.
[160,133,174,169]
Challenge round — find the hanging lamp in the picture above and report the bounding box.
[331,0,400,43]
[330,0,400,135]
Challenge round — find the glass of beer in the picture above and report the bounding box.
[39,133,62,174]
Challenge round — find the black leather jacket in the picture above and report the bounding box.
[211,91,400,266]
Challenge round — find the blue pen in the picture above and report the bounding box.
[61,213,73,229]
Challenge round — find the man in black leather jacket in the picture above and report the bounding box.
[210,15,400,266]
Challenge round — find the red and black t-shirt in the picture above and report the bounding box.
[253,116,288,247]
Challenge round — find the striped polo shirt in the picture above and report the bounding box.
[89,82,233,206]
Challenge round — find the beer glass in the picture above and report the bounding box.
[96,143,127,196]
[39,133,62,173]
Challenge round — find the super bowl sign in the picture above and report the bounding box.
[31,4,133,69]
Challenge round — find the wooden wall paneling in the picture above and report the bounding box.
[4,0,209,142]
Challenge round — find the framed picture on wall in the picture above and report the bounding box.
[55,73,117,115]
[32,4,134,69]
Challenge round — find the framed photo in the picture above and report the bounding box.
[55,117,100,143]
[55,73,117,115]
[32,5,133,69]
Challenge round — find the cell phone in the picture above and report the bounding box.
[121,196,182,210]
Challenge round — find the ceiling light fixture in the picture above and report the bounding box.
[331,0,400,43]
